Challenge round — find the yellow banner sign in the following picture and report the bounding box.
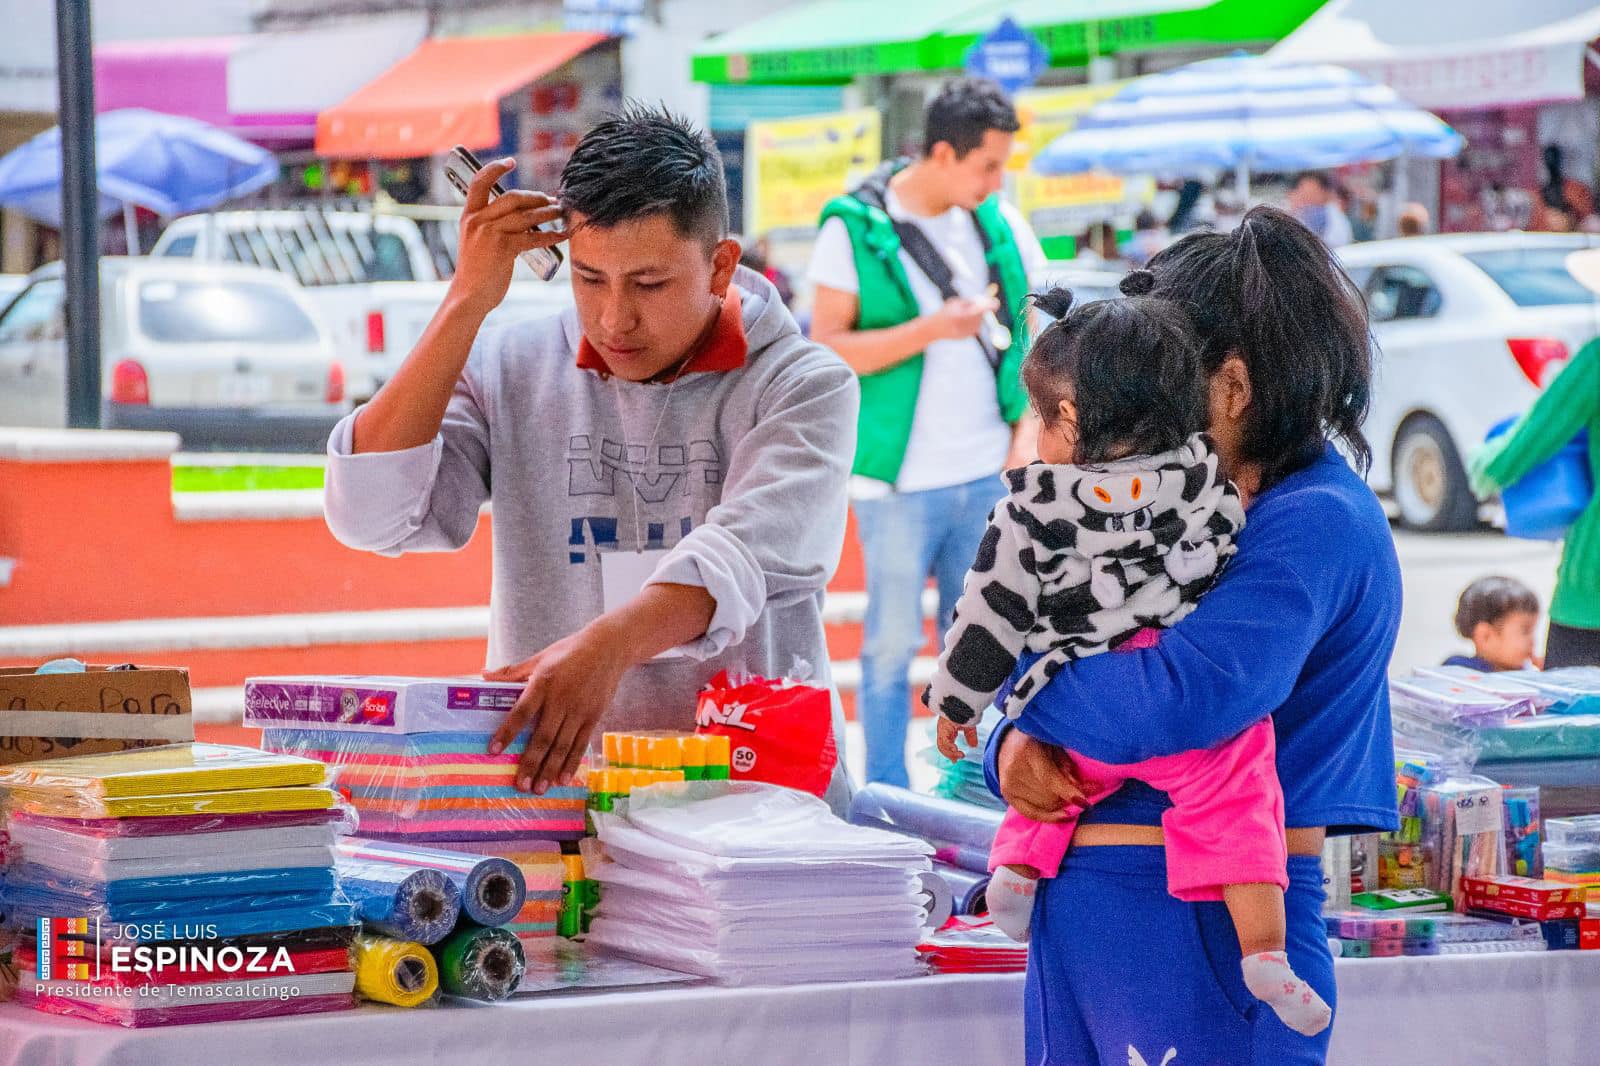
[745,108,881,235]
[1009,83,1153,239]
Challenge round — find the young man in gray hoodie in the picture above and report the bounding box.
[322,106,859,800]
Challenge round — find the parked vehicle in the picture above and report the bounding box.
[0,258,349,451]
[151,206,570,400]
[1338,233,1600,531]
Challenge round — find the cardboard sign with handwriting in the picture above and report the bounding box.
[0,665,194,766]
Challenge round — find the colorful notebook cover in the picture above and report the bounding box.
[0,743,325,797]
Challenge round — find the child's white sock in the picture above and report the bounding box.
[986,866,1038,943]
[1240,951,1332,1036]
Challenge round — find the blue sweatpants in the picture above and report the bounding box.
[1025,847,1333,1065]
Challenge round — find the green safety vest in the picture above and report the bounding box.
[820,168,1032,486]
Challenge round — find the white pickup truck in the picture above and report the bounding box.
[151,207,571,400]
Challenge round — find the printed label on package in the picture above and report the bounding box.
[244,684,397,727]
[446,686,522,712]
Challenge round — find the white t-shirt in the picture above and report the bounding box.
[807,189,1048,494]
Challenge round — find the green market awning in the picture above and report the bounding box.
[691,0,992,85]
[693,0,1329,85]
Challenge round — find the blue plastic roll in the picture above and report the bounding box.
[334,856,461,945]
[334,839,526,927]
[847,784,1003,855]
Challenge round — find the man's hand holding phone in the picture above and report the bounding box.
[449,159,569,319]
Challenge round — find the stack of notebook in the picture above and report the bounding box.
[0,744,358,1027]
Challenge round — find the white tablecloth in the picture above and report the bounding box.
[3,953,1598,1066]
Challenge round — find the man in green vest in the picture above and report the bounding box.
[808,78,1046,786]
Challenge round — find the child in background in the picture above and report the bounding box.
[1445,576,1543,672]
[925,273,1330,1037]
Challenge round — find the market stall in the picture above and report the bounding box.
[4,951,1599,1066]
[2,661,1600,1063]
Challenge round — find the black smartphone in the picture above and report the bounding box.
[444,144,563,281]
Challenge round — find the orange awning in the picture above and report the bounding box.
[315,32,605,159]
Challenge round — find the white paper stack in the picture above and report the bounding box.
[584,782,933,985]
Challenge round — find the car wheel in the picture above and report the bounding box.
[1392,415,1478,532]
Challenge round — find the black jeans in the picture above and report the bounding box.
[1545,621,1600,668]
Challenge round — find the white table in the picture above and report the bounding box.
[3,953,1598,1066]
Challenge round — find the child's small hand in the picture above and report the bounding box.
[936,717,979,762]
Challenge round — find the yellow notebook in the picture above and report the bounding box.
[7,785,340,819]
[0,743,326,797]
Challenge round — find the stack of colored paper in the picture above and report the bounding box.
[259,727,587,840]
[0,745,358,1027]
[585,782,932,985]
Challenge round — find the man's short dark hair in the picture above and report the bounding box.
[1293,171,1333,192]
[559,102,728,248]
[1454,576,1540,637]
[923,78,1019,158]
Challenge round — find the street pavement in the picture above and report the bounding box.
[845,527,1567,792]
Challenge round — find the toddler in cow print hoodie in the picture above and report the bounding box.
[926,272,1330,1037]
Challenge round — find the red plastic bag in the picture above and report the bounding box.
[694,670,836,797]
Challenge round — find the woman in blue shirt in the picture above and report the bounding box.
[987,206,1401,1065]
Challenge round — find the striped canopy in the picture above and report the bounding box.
[1033,52,1464,178]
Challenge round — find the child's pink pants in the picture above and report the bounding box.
[989,718,1288,901]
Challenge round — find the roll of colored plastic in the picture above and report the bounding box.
[433,926,526,1001]
[335,856,461,945]
[933,861,991,916]
[351,934,439,1008]
[848,785,1002,854]
[335,839,526,928]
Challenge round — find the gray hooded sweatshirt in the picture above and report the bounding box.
[323,268,859,756]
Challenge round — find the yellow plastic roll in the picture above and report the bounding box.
[352,933,439,1008]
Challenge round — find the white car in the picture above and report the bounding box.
[0,258,350,451]
[1338,233,1600,531]
[152,208,571,399]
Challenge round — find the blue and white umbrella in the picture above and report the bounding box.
[1033,52,1464,195]
[0,108,279,238]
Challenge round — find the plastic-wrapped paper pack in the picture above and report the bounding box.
[583,918,925,985]
[14,844,337,883]
[261,728,586,839]
[9,817,340,877]
[3,891,359,941]
[926,707,1009,812]
[587,783,930,985]
[1390,677,1535,726]
[1476,714,1600,763]
[0,744,327,797]
[2,786,340,820]
[3,863,338,906]
[1499,668,1600,716]
[17,971,356,1028]
[589,856,924,915]
[5,807,348,840]
[1415,666,1555,711]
